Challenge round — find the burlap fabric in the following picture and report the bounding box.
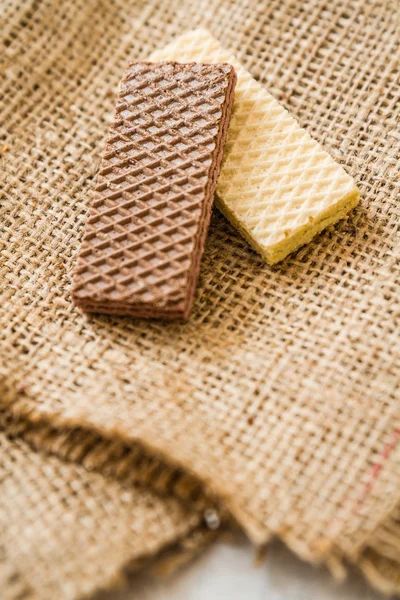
[1,0,400,597]
[0,410,215,600]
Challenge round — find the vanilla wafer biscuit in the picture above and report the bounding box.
[72,62,236,318]
[151,30,360,264]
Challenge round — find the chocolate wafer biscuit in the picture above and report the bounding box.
[72,62,236,319]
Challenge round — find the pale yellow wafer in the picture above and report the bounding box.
[151,29,360,264]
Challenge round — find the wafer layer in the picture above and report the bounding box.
[151,30,360,264]
[72,62,236,317]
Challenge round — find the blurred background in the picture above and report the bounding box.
[97,537,391,600]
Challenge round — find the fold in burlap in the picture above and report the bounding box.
[1,0,400,596]
[0,410,216,600]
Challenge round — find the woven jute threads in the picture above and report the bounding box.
[0,410,216,600]
[1,0,400,597]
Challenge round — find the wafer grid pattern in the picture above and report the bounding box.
[73,62,235,317]
[1,0,400,597]
[151,30,359,263]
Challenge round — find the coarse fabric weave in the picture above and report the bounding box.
[0,411,213,600]
[1,0,400,597]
